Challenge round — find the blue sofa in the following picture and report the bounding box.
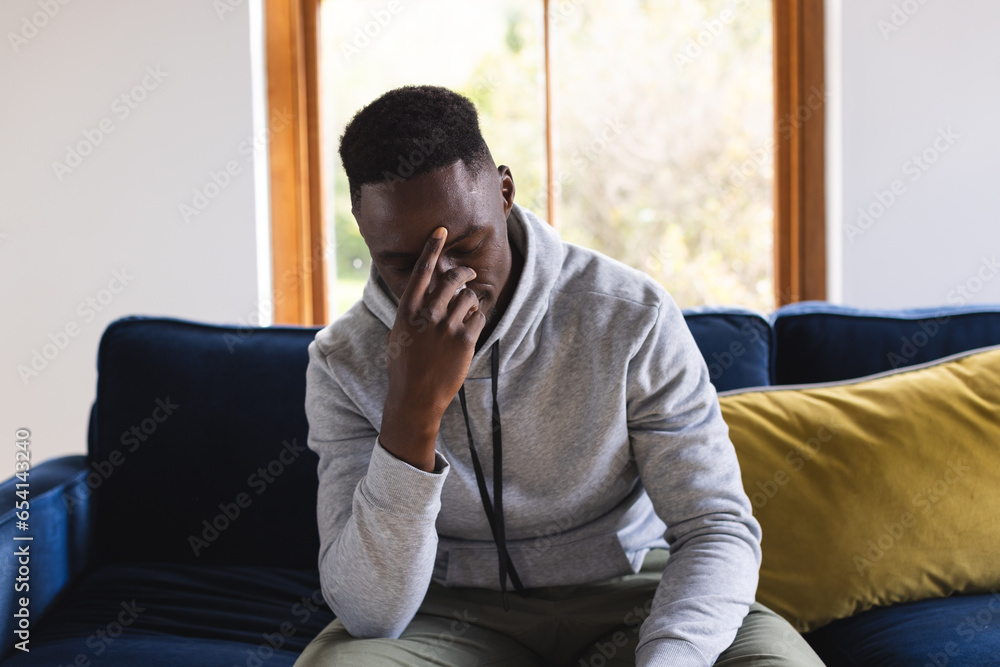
[3,301,1000,666]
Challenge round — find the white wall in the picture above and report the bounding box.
[0,0,270,464]
[827,0,1000,308]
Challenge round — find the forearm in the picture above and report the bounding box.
[378,394,443,473]
[632,417,762,665]
[635,527,760,666]
[318,438,448,638]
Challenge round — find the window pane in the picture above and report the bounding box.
[550,0,774,311]
[320,0,546,316]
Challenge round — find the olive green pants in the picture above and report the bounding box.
[294,549,825,666]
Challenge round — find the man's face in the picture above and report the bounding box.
[355,159,518,334]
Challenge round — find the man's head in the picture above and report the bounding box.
[339,85,520,337]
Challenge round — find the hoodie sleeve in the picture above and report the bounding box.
[625,294,763,667]
[304,338,450,639]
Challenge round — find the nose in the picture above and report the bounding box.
[434,251,461,275]
[428,252,471,296]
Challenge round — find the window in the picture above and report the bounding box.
[266,0,825,324]
[548,1,774,312]
[321,0,546,315]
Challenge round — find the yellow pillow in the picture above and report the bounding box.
[719,344,1000,632]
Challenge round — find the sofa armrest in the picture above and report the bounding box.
[0,454,93,657]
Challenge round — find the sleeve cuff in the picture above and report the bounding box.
[359,437,450,513]
[636,639,709,667]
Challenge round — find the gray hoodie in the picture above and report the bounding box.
[304,203,762,666]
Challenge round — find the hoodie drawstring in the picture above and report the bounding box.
[457,339,527,611]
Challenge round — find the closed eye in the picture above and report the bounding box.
[452,239,484,256]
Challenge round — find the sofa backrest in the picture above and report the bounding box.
[681,307,772,392]
[771,302,1000,384]
[90,317,323,568]
[88,304,1000,567]
[87,309,772,567]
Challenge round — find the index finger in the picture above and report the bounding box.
[400,226,447,308]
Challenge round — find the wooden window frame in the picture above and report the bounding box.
[266,0,825,323]
[266,0,327,325]
[773,0,826,306]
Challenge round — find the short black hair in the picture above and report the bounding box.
[338,85,493,207]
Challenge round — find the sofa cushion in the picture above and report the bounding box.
[682,307,772,391]
[719,344,1000,632]
[804,593,1000,667]
[771,302,1000,384]
[90,317,323,568]
[0,562,334,666]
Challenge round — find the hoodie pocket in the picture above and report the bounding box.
[441,532,635,589]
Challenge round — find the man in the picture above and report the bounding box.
[296,85,824,666]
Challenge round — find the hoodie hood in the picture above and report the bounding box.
[361,203,565,380]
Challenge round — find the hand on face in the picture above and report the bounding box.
[384,226,487,422]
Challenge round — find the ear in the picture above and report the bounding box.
[351,197,364,238]
[351,191,368,242]
[497,164,515,218]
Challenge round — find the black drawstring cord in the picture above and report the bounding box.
[457,340,527,611]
